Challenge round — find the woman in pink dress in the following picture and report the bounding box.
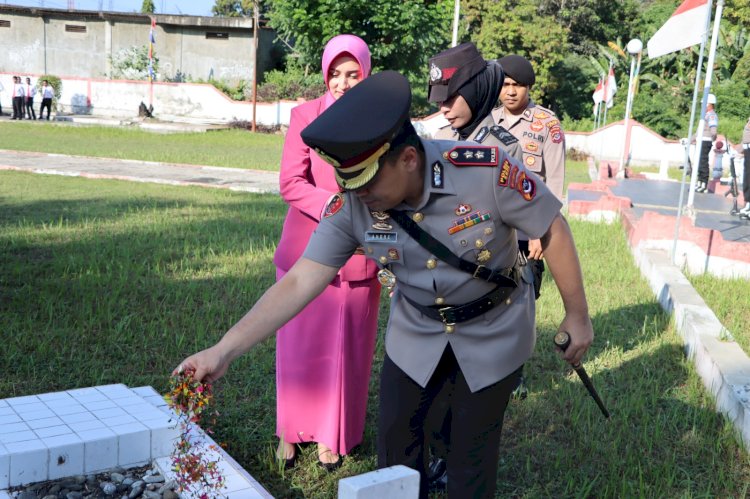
[273,34,381,470]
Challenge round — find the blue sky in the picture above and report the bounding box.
[4,0,214,16]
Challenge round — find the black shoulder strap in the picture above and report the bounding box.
[387,209,516,287]
[489,125,518,146]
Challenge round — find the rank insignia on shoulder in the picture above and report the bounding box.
[323,193,345,218]
[444,146,498,167]
[432,161,444,188]
[533,110,550,120]
[474,126,489,143]
[489,125,518,146]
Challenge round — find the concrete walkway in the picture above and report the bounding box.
[0,149,280,194]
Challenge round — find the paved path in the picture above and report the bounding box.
[0,149,280,194]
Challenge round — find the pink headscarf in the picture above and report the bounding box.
[321,34,371,110]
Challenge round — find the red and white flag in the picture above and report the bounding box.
[604,67,616,108]
[647,0,710,59]
[592,78,604,104]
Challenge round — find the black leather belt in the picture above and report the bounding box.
[401,284,516,325]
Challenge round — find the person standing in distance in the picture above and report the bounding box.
[493,54,566,397]
[739,116,750,217]
[24,77,37,120]
[272,34,380,471]
[39,80,54,120]
[429,42,523,163]
[695,93,718,193]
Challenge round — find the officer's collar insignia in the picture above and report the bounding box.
[431,161,444,188]
[455,203,471,216]
[474,126,489,143]
[522,109,533,120]
[323,193,345,218]
[370,211,393,231]
[444,146,498,167]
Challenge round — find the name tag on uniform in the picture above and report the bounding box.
[365,231,398,243]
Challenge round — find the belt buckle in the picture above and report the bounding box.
[439,307,456,333]
[472,265,486,279]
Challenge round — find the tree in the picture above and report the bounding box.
[461,0,568,105]
[141,0,155,14]
[109,46,159,81]
[212,0,254,17]
[265,0,453,112]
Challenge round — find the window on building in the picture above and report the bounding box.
[0,20,11,28]
[206,32,229,40]
[65,24,87,33]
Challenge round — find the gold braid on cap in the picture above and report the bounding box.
[336,143,391,174]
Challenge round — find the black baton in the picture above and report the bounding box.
[553,331,610,419]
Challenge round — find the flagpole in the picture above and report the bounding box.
[602,60,612,128]
[671,0,713,264]
[618,39,643,177]
[451,0,460,47]
[686,0,723,212]
[598,60,613,167]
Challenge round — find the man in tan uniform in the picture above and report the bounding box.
[493,54,566,398]
[429,42,523,164]
[176,71,593,499]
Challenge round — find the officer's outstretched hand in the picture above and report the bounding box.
[558,313,594,366]
[173,344,231,384]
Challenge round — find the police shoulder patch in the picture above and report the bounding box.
[496,158,536,200]
[323,193,345,218]
[444,146,498,167]
[489,125,518,146]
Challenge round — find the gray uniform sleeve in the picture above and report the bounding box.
[302,193,359,268]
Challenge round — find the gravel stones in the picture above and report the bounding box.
[7,464,178,499]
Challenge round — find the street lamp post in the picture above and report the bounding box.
[618,38,642,177]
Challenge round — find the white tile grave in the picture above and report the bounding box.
[0,384,271,498]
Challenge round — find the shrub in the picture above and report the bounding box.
[256,67,325,102]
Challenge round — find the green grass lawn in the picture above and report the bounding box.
[2,169,748,498]
[0,121,284,171]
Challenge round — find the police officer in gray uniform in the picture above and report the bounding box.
[429,42,523,163]
[175,71,594,499]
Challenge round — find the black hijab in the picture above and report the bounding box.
[455,61,505,140]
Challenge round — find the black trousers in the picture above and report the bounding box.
[40,98,52,120]
[25,97,35,119]
[742,148,750,204]
[378,345,521,499]
[12,96,24,119]
[697,139,712,184]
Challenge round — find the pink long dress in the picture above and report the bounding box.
[273,35,380,455]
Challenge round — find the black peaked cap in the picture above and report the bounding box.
[301,71,412,190]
